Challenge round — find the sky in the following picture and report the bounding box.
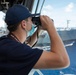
[0,11,6,28]
[32,0,76,28]
[0,0,76,28]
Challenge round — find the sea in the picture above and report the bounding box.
[29,40,76,75]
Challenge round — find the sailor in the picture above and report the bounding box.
[0,4,70,75]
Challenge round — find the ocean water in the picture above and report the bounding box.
[29,40,76,75]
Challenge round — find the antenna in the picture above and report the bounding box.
[40,0,45,14]
[35,0,45,14]
[35,0,40,14]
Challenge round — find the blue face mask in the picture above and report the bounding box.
[28,24,36,36]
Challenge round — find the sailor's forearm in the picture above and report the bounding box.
[47,26,70,66]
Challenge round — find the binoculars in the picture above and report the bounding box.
[32,16,54,26]
[32,17,41,26]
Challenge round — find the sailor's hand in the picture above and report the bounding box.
[40,15,54,31]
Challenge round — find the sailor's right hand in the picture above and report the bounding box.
[40,15,54,31]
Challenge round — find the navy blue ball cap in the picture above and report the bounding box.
[5,4,40,25]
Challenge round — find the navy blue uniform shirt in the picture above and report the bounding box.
[0,35,43,75]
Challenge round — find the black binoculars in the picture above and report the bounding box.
[32,16,54,26]
[32,17,41,26]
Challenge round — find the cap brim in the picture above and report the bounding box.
[31,13,40,17]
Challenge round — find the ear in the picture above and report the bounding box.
[21,20,27,29]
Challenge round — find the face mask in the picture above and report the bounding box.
[28,24,37,36]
